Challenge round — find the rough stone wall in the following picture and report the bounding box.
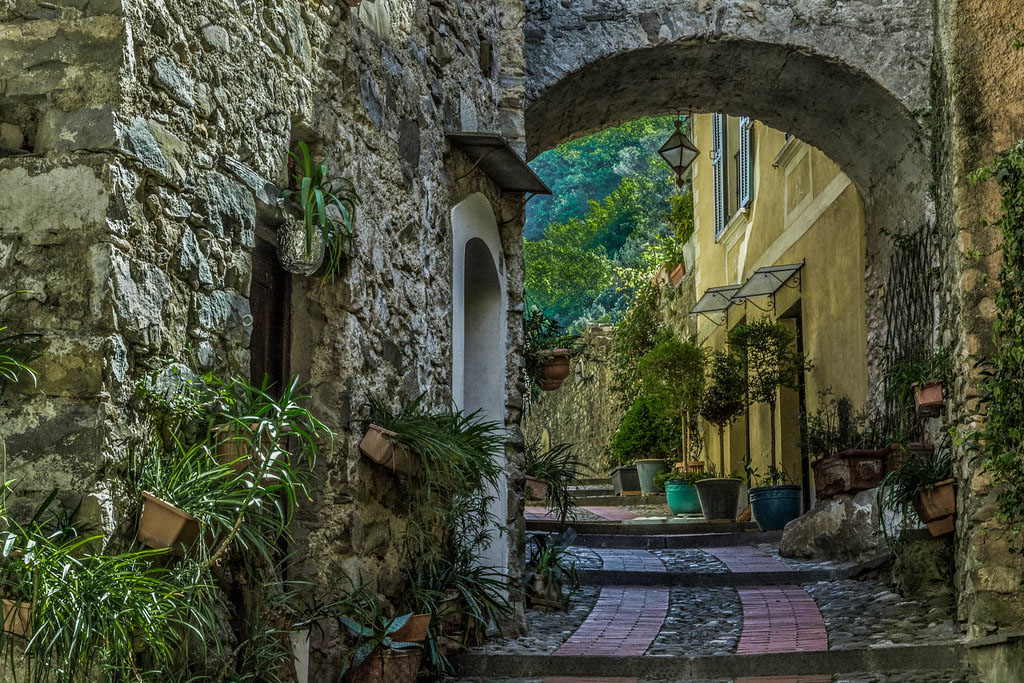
[0,0,528,673]
[523,324,620,477]
[933,0,1024,641]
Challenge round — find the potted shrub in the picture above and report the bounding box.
[609,395,681,496]
[878,446,956,539]
[889,352,952,419]
[526,530,579,612]
[699,351,747,477]
[523,309,582,394]
[523,441,584,522]
[136,441,216,550]
[694,469,745,520]
[804,392,889,499]
[654,470,706,516]
[747,465,802,531]
[635,459,670,494]
[280,141,359,285]
[638,338,708,467]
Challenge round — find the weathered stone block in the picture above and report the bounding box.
[117,117,172,181]
[151,55,195,107]
[0,163,108,244]
[203,171,256,246]
[892,535,954,599]
[779,488,883,563]
[35,106,118,153]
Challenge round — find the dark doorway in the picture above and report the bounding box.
[249,238,292,394]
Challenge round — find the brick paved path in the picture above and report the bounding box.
[593,548,665,572]
[524,505,638,521]
[554,585,669,656]
[736,584,828,654]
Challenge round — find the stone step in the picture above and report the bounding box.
[453,643,967,680]
[569,486,615,497]
[570,529,784,549]
[578,567,851,587]
[579,477,612,486]
[527,519,760,535]
[573,493,667,506]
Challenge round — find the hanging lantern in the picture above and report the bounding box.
[658,116,700,187]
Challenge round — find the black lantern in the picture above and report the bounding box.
[658,116,700,187]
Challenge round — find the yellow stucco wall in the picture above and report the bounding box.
[682,115,869,493]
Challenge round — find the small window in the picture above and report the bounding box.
[712,114,728,240]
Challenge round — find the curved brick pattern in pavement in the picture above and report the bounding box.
[736,584,829,654]
[707,546,792,572]
[593,548,666,572]
[555,586,669,656]
[582,506,639,521]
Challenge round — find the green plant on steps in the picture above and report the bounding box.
[609,394,682,468]
[747,464,793,488]
[282,141,360,285]
[699,351,747,475]
[728,318,810,469]
[638,337,708,462]
[526,529,579,610]
[522,440,585,523]
[876,443,952,545]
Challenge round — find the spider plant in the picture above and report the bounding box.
[0,291,41,394]
[877,443,953,544]
[522,440,585,523]
[282,141,360,284]
[526,529,579,609]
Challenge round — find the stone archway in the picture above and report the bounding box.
[451,193,509,574]
[524,12,934,401]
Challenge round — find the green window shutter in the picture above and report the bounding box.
[713,113,726,239]
[739,117,753,209]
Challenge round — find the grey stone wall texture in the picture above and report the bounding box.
[1,0,1024,673]
[0,0,528,675]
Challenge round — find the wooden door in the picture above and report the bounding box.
[249,239,291,394]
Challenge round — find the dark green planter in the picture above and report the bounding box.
[749,484,803,531]
[665,481,701,516]
[611,466,641,495]
[694,478,743,520]
[635,459,669,494]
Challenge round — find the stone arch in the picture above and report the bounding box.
[451,193,508,573]
[524,19,935,399]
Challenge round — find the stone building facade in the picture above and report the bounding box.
[0,0,530,675]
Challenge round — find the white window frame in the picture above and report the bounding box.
[712,113,727,240]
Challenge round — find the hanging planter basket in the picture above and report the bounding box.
[359,424,420,477]
[1,599,31,637]
[277,216,325,276]
[913,478,956,537]
[913,380,945,418]
[138,491,200,550]
[536,349,572,391]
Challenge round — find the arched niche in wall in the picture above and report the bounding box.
[451,192,508,575]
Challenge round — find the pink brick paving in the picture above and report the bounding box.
[555,586,669,656]
[734,677,830,683]
[583,506,638,521]
[735,584,829,654]
[525,506,558,521]
[706,546,792,572]
[593,548,666,572]
[544,679,638,683]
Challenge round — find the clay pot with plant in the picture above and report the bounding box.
[526,530,579,612]
[522,441,584,522]
[877,445,955,541]
[889,352,952,420]
[523,309,582,394]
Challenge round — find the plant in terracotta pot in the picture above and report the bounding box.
[523,309,582,395]
[337,601,422,683]
[280,141,360,284]
[888,351,952,419]
[803,391,887,499]
[728,318,809,471]
[522,441,585,522]
[609,394,681,495]
[699,351,747,477]
[526,530,579,611]
[878,444,955,540]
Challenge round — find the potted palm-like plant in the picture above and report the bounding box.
[878,445,955,538]
[526,530,579,611]
[522,441,584,522]
[638,338,708,494]
[279,141,359,284]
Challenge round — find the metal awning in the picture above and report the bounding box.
[732,262,804,301]
[689,285,742,325]
[447,132,552,195]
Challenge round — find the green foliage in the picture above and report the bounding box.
[609,394,681,466]
[523,309,583,400]
[727,319,807,407]
[610,280,664,406]
[652,469,715,488]
[699,351,747,430]
[523,441,585,524]
[527,530,579,609]
[282,141,360,285]
[802,390,880,462]
[748,464,793,487]
[0,291,41,394]
[665,190,695,258]
[877,446,952,544]
[639,338,708,420]
[974,139,1024,548]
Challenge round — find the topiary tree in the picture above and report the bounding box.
[699,351,747,476]
[727,319,808,469]
[609,394,682,467]
[638,338,708,461]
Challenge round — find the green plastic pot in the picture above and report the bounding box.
[635,459,669,494]
[749,484,803,531]
[665,481,701,516]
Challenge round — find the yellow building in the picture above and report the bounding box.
[683,114,869,504]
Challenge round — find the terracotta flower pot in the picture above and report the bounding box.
[913,380,944,418]
[838,448,889,491]
[885,442,934,474]
[524,475,549,501]
[536,350,572,391]
[214,423,278,474]
[913,478,956,538]
[391,613,432,643]
[1,599,31,637]
[137,491,200,550]
[359,424,420,477]
[345,648,420,683]
[812,454,850,500]
[668,262,686,286]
